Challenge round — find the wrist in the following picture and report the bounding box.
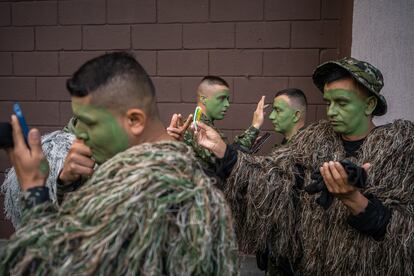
[340,190,369,215]
[212,140,227,159]
[252,123,261,129]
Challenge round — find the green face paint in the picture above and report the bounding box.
[323,88,370,137]
[205,90,230,121]
[268,97,296,135]
[72,102,130,165]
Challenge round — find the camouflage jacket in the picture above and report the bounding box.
[183,113,259,175]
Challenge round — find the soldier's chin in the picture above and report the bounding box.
[216,114,225,120]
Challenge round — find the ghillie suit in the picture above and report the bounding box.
[184,113,258,182]
[1,128,75,228]
[1,141,238,275]
[226,120,414,275]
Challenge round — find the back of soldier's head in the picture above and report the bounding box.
[274,88,308,115]
[66,52,158,118]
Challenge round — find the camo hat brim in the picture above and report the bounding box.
[313,57,387,116]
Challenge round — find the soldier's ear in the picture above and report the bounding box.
[365,96,377,116]
[293,110,301,123]
[200,96,207,105]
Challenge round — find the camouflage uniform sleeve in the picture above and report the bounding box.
[183,129,217,166]
[233,126,259,153]
[19,187,57,226]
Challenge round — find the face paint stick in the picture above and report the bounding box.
[193,106,202,131]
[13,103,29,143]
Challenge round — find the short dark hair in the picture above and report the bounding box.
[66,52,158,117]
[274,88,308,112]
[322,67,369,97]
[200,75,229,88]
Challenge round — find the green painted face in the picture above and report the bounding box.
[72,102,130,165]
[205,90,230,121]
[323,88,370,137]
[268,96,296,135]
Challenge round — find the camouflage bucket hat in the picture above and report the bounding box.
[312,57,387,116]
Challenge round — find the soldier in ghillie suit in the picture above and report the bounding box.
[1,117,77,228]
[194,57,414,275]
[167,76,265,179]
[0,52,238,275]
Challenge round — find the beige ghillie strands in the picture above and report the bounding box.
[1,141,238,275]
[226,119,414,275]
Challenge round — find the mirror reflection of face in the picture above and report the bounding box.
[72,96,130,165]
[205,88,230,121]
[268,95,296,135]
[323,78,370,137]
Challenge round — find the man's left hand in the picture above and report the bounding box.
[320,161,370,215]
[7,115,49,191]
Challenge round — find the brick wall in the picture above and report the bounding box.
[0,0,353,238]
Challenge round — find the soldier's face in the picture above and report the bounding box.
[205,86,230,120]
[269,95,296,135]
[72,95,130,164]
[323,78,372,137]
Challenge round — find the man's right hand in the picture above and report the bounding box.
[193,121,227,158]
[166,113,192,141]
[58,139,95,185]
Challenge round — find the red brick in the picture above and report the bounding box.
[107,0,155,24]
[320,49,340,63]
[305,104,318,126]
[215,103,257,129]
[322,0,341,19]
[0,3,11,26]
[37,126,62,135]
[0,151,10,172]
[14,52,58,76]
[36,26,81,50]
[0,27,34,51]
[158,51,208,76]
[132,24,181,50]
[132,51,156,76]
[265,0,320,20]
[233,77,288,103]
[59,51,105,76]
[236,22,290,49]
[12,1,57,26]
[291,21,339,48]
[0,77,36,100]
[0,53,12,75]
[59,0,105,25]
[263,50,319,76]
[0,219,14,238]
[36,77,69,101]
[183,23,234,49]
[181,77,200,102]
[157,103,194,127]
[209,50,262,76]
[316,104,328,121]
[153,77,181,102]
[157,0,208,23]
[83,25,130,50]
[60,101,73,125]
[288,77,324,104]
[210,0,263,21]
[181,76,233,102]
[0,101,60,126]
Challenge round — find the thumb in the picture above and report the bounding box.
[362,163,371,172]
[28,128,42,155]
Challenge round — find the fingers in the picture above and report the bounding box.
[10,115,25,149]
[321,162,338,193]
[181,114,193,131]
[166,127,182,140]
[256,96,265,111]
[362,163,371,172]
[169,114,178,128]
[72,139,93,157]
[28,128,43,156]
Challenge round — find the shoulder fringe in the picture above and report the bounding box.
[1,141,238,275]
